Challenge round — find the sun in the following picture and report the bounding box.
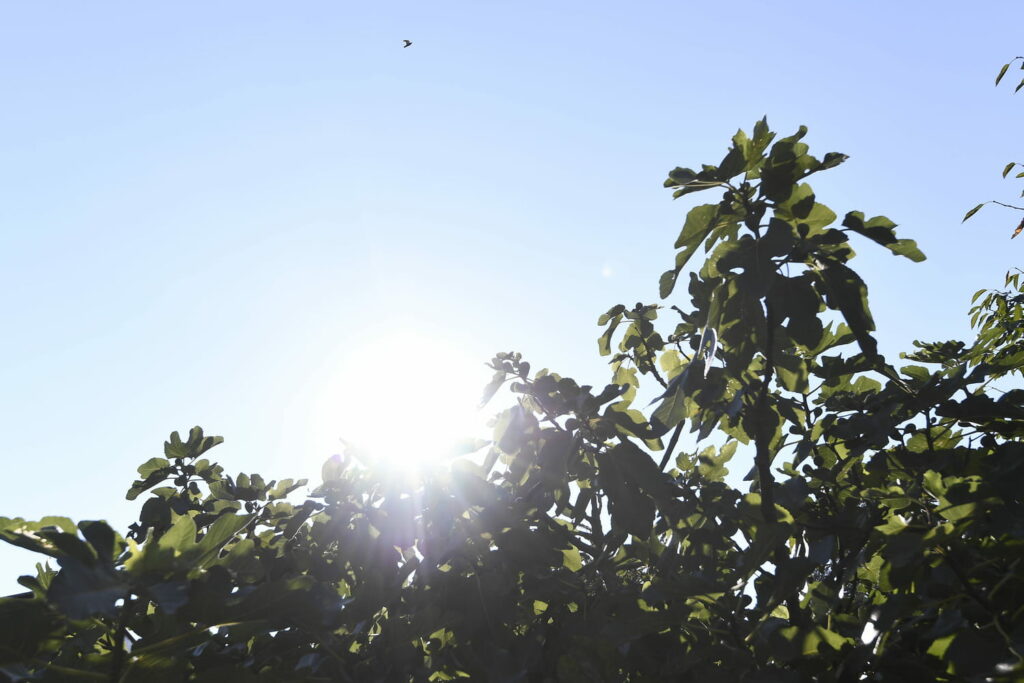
[306,328,493,471]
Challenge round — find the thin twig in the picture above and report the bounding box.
[109,592,134,682]
[755,300,777,522]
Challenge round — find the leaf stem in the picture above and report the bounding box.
[658,422,684,471]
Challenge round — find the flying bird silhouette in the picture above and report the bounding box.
[402,40,413,48]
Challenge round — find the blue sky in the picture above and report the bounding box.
[0,1,1020,588]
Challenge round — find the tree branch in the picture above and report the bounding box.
[755,300,777,522]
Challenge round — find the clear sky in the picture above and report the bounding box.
[1,2,1020,589]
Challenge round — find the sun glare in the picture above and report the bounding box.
[308,329,493,471]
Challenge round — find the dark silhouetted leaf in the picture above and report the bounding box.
[815,259,878,358]
[47,557,127,620]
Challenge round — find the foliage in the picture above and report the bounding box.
[962,57,1024,238]
[4,122,1024,682]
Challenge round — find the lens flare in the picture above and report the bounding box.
[307,329,492,472]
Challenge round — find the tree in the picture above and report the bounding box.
[3,120,1024,682]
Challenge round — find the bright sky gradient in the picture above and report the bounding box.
[1,2,1020,589]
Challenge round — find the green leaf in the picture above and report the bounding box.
[819,151,849,170]
[658,269,678,299]
[1003,162,1016,178]
[759,126,819,202]
[127,458,174,501]
[34,516,77,535]
[597,451,655,538]
[997,62,1011,85]
[664,166,697,187]
[841,211,925,262]
[146,581,189,615]
[610,441,676,498]
[650,371,690,431]
[560,545,583,572]
[875,514,908,536]
[937,502,976,521]
[47,556,127,620]
[695,442,735,481]
[281,500,318,541]
[814,626,849,652]
[479,370,506,407]
[963,202,986,222]
[0,523,90,561]
[216,538,264,584]
[658,349,684,377]
[137,457,170,478]
[772,625,850,660]
[598,312,624,354]
[717,128,752,179]
[597,304,625,325]
[78,521,117,561]
[0,597,62,665]
[774,185,838,233]
[321,453,345,482]
[815,259,878,358]
[945,627,1013,677]
[125,515,198,578]
[267,478,307,500]
[669,203,722,281]
[164,427,223,461]
[119,653,186,683]
[775,350,809,393]
[159,515,197,554]
[928,633,955,658]
[188,513,253,568]
[752,116,770,144]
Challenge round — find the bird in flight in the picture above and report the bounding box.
[402,40,413,48]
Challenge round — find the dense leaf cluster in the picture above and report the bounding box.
[3,121,1024,682]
